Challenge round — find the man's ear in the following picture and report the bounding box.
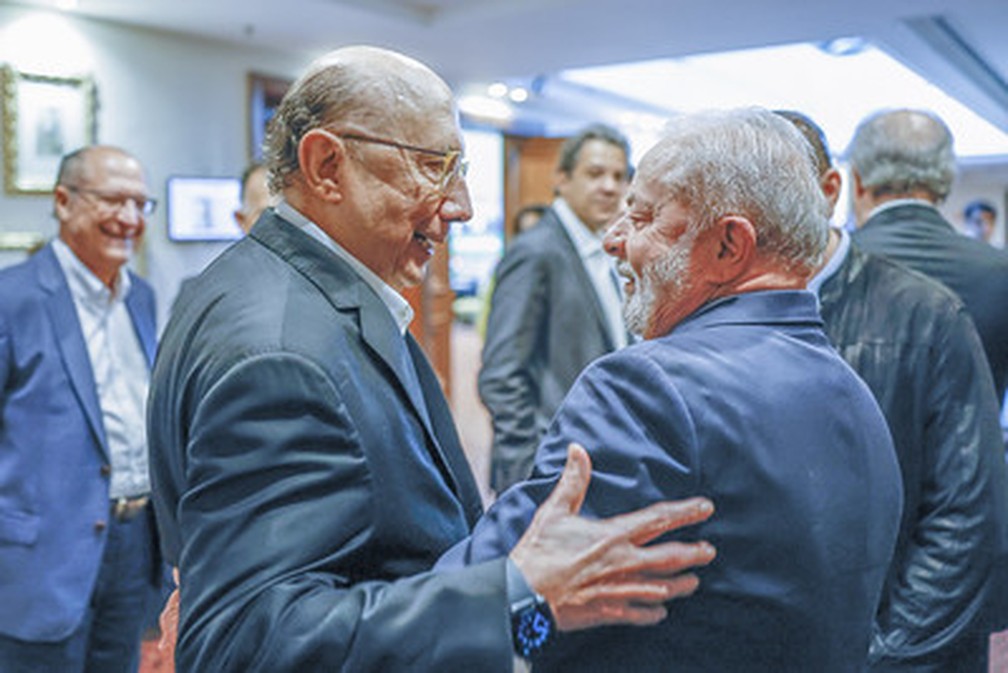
[297,130,345,203]
[53,185,73,221]
[706,215,757,282]
[851,169,867,198]
[820,168,843,212]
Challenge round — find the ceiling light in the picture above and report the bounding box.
[508,87,529,103]
[487,82,508,98]
[458,95,513,124]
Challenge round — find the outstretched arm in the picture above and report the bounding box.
[511,443,715,630]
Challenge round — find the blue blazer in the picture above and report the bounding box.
[446,291,903,672]
[0,243,157,641]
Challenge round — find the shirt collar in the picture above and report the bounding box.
[553,197,605,259]
[274,200,414,334]
[51,237,131,307]
[807,227,850,297]
[866,197,938,222]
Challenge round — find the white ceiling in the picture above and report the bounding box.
[4,0,1008,136]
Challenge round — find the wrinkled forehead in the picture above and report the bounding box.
[630,146,676,198]
[347,63,461,150]
[372,102,462,160]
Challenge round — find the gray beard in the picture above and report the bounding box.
[621,240,692,337]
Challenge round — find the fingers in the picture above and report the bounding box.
[625,539,717,575]
[539,443,593,517]
[552,573,703,631]
[614,497,715,546]
[573,573,702,606]
[158,587,180,652]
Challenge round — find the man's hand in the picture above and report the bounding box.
[158,567,180,655]
[510,443,715,631]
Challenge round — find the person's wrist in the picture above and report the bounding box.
[510,590,554,660]
[506,557,554,659]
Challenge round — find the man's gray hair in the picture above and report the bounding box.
[847,108,956,203]
[649,107,829,272]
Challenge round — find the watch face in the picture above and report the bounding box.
[516,607,552,657]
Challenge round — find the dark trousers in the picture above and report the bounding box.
[0,508,154,673]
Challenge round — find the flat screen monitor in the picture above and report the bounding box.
[166,175,243,242]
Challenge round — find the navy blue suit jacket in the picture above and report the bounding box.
[0,243,157,641]
[445,291,903,671]
[149,212,513,672]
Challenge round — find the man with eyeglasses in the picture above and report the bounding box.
[148,46,716,672]
[0,145,161,672]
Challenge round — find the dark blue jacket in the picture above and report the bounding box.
[446,290,903,672]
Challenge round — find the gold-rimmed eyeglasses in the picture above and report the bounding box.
[332,132,468,193]
[63,184,158,217]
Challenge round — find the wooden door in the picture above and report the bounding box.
[405,242,454,396]
[503,135,564,243]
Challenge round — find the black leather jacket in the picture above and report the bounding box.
[818,243,1007,669]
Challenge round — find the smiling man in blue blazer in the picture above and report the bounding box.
[0,146,160,673]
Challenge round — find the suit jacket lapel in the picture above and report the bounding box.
[357,298,434,431]
[36,246,108,456]
[124,275,157,367]
[407,334,484,525]
[548,214,616,351]
[252,213,478,510]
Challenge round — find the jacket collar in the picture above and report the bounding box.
[670,289,823,337]
[861,200,954,234]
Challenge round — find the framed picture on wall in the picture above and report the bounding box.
[166,175,243,242]
[247,72,291,162]
[1,65,97,195]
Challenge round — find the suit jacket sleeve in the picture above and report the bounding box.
[479,236,552,489]
[444,350,698,566]
[175,352,512,672]
[869,307,1007,664]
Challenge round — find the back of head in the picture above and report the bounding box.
[847,108,955,202]
[773,110,832,175]
[647,107,830,272]
[263,45,452,194]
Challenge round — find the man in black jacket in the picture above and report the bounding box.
[848,108,1008,406]
[781,111,1007,671]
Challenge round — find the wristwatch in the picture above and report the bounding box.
[510,592,554,659]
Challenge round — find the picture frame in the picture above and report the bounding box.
[0,231,45,252]
[166,175,243,242]
[1,65,97,195]
[247,72,291,162]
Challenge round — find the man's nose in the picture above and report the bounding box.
[603,218,626,258]
[438,175,474,225]
[115,199,143,226]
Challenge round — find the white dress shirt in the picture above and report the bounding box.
[276,201,414,335]
[553,198,628,349]
[52,239,150,499]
